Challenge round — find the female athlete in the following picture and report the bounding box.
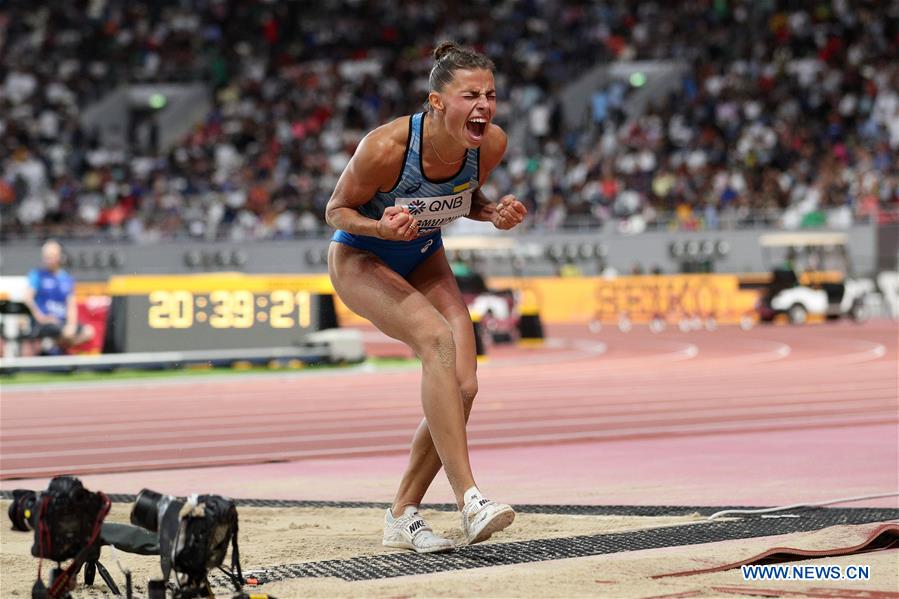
[325,41,528,553]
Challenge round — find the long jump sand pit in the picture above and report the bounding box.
[2,501,897,597]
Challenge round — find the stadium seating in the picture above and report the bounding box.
[2,1,897,241]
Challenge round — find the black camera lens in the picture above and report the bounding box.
[8,489,38,532]
[131,489,174,533]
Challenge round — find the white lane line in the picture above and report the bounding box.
[0,443,415,477]
[773,342,889,366]
[2,326,890,395]
[484,338,608,368]
[2,351,889,427]
[496,338,696,366]
[571,340,609,354]
[3,376,896,431]
[475,360,894,385]
[6,402,895,460]
[0,336,604,394]
[853,342,887,362]
[733,339,792,363]
[619,340,698,362]
[465,413,896,446]
[6,343,888,406]
[3,395,893,447]
[665,339,792,367]
[2,414,893,478]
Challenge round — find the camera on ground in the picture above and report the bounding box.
[9,481,245,598]
[8,476,111,599]
[131,488,244,598]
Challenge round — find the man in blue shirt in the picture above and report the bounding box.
[23,240,94,353]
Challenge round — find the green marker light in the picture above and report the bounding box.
[149,93,167,109]
[629,72,647,88]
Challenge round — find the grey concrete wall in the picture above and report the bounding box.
[0,224,878,281]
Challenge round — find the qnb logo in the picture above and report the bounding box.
[428,196,464,212]
[420,238,435,254]
[407,199,426,215]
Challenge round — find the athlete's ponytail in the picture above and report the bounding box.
[428,41,495,97]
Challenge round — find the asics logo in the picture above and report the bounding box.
[420,238,434,253]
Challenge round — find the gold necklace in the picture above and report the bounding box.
[426,118,465,165]
[429,139,465,165]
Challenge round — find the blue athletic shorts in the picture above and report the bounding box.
[331,230,444,278]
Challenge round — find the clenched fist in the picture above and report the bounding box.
[491,195,527,230]
[377,206,420,241]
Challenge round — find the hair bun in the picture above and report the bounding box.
[434,41,461,61]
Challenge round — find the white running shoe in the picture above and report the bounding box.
[461,496,516,545]
[382,506,455,553]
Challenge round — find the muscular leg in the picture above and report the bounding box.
[391,248,480,512]
[328,242,476,508]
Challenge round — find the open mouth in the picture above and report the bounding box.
[466,117,488,139]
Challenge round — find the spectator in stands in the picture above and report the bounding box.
[22,240,95,355]
[2,1,897,239]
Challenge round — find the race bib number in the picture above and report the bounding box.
[395,187,473,232]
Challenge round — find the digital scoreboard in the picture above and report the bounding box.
[103,274,338,353]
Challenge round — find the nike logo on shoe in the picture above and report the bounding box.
[408,519,425,534]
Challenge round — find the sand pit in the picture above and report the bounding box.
[0,501,698,596]
[2,501,897,598]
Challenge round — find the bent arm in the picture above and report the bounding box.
[22,288,41,319]
[325,125,404,238]
[23,275,50,323]
[468,189,497,222]
[66,293,79,328]
[467,125,508,222]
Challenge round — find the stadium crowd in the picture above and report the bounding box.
[1,0,897,241]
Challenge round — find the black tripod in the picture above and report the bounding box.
[83,560,123,595]
[35,560,126,599]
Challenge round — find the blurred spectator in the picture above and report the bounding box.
[1,0,898,240]
[22,240,95,355]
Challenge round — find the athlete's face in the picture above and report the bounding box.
[431,69,496,148]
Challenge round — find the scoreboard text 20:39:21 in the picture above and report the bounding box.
[147,289,313,329]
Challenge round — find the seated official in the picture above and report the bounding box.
[22,240,95,355]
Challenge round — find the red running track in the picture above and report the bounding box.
[1,320,896,507]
